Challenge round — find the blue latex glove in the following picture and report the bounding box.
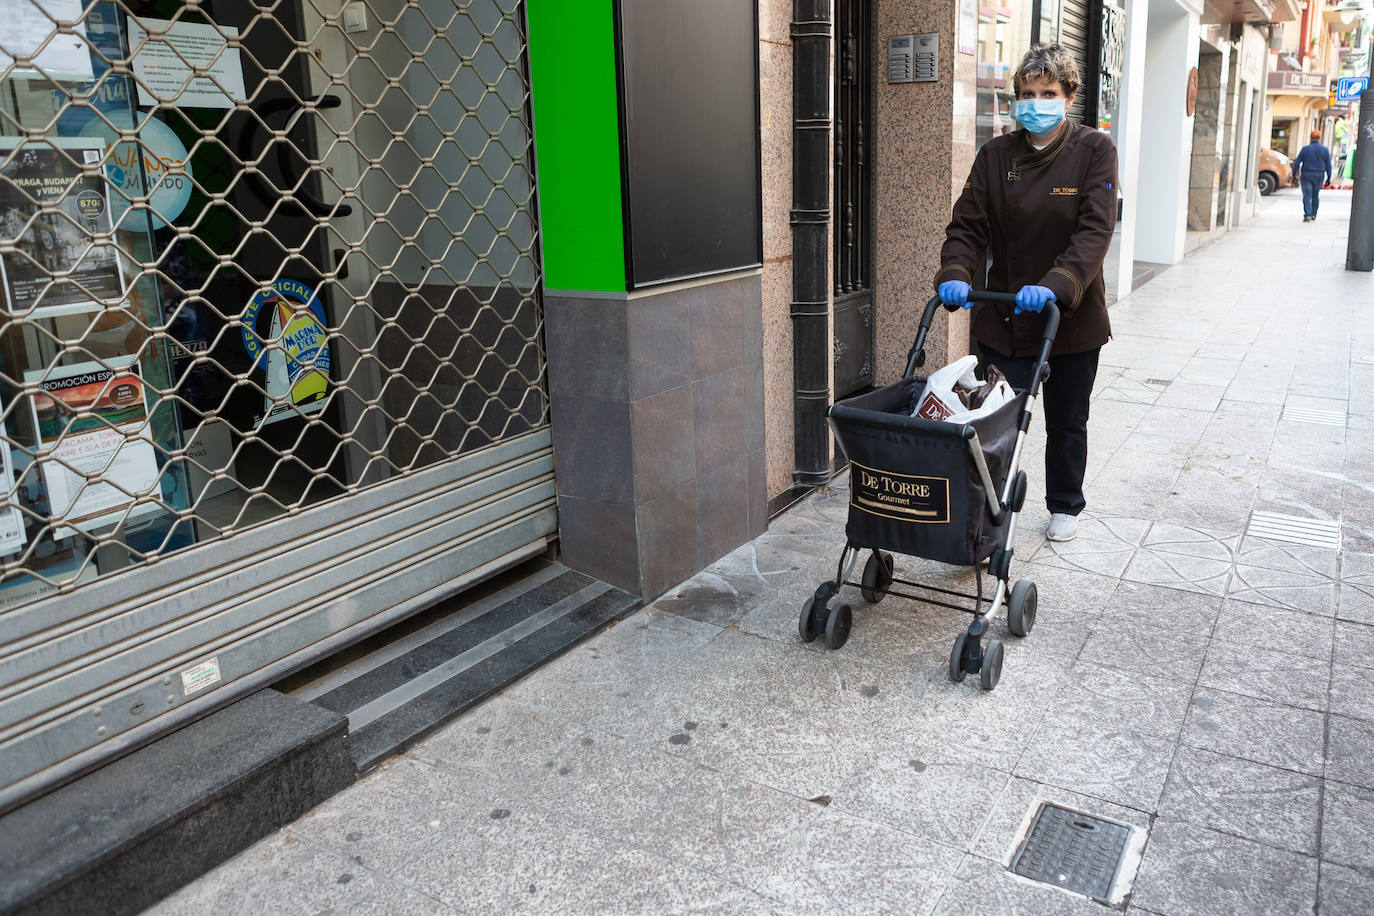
[938,280,972,309]
[1014,285,1055,314]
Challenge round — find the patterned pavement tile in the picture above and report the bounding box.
[1156,746,1320,855]
[1027,514,1150,579]
[930,853,1109,916]
[1337,551,1374,624]
[1321,782,1374,870]
[1101,580,1223,633]
[758,809,965,915]
[1196,641,1330,712]
[1078,618,1210,683]
[1051,662,1192,741]
[1121,524,1238,597]
[832,750,1011,851]
[1130,819,1318,916]
[1181,687,1325,776]
[1210,600,1334,660]
[1319,862,1374,916]
[1327,714,1374,790]
[1013,717,1176,812]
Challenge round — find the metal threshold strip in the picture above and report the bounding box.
[283,561,640,771]
[344,581,612,732]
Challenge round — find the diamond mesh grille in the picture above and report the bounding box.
[0,0,546,608]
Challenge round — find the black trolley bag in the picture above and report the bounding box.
[798,291,1060,691]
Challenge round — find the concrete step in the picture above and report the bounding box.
[0,559,638,914]
[0,691,352,916]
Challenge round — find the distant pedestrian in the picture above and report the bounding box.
[935,43,1117,543]
[1293,130,1332,222]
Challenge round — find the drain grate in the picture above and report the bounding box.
[1247,510,1341,550]
[1009,803,1133,904]
[1281,406,1347,428]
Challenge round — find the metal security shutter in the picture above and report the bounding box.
[0,0,554,809]
[1059,0,1092,124]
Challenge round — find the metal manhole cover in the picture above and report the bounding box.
[1009,803,1133,903]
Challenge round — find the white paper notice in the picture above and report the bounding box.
[128,18,246,109]
[959,0,977,55]
[0,0,94,80]
[0,399,26,556]
[27,359,162,539]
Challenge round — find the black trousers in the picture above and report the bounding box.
[977,344,1100,517]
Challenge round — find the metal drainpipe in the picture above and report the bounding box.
[791,0,832,487]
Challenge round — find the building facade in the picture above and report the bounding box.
[0,0,1299,815]
[0,0,570,809]
[1264,0,1369,176]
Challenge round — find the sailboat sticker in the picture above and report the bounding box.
[242,279,331,426]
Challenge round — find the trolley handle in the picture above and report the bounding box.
[905,292,1060,379]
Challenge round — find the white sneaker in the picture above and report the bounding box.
[1047,513,1079,542]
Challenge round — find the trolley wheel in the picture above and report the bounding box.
[824,603,853,649]
[980,640,1005,691]
[860,551,894,604]
[949,632,968,683]
[1007,579,1038,638]
[798,597,824,643]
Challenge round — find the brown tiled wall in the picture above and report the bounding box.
[759,0,796,503]
[873,0,973,384]
[547,273,766,600]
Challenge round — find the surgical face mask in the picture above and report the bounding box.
[1014,98,1066,136]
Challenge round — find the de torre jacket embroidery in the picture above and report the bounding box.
[935,122,1118,357]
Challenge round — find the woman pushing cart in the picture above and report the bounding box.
[798,44,1117,690]
[937,42,1118,544]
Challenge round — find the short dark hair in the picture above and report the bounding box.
[1012,43,1081,99]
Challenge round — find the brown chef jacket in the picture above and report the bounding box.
[934,122,1118,357]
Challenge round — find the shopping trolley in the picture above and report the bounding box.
[798,291,1059,690]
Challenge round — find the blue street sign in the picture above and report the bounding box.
[1337,76,1369,102]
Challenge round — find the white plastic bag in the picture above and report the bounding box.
[946,378,1015,424]
[911,355,979,421]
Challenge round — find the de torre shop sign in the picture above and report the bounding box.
[1268,70,1330,92]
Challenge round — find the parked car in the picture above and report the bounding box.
[1257,147,1292,195]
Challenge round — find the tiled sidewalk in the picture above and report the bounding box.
[155,192,1374,915]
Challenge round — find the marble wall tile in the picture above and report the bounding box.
[558,496,639,594]
[631,384,695,506]
[544,296,628,401]
[638,481,699,599]
[697,459,751,569]
[552,273,764,598]
[550,395,633,504]
[691,280,747,380]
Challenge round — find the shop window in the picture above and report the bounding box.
[0,0,546,609]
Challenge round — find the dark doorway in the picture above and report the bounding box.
[833,0,873,398]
